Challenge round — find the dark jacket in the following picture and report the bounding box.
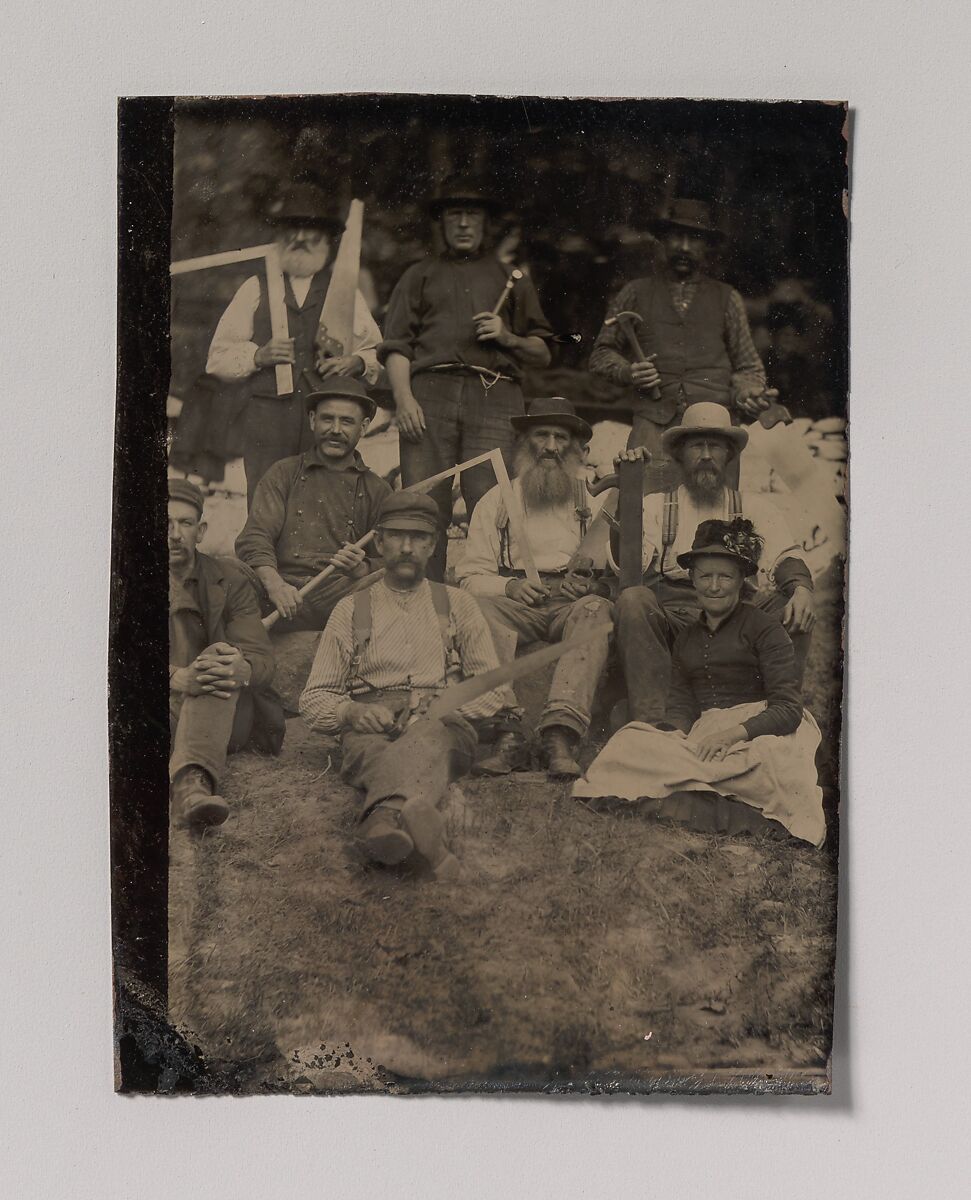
[192,552,275,689]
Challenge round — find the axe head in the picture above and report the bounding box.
[604,310,643,328]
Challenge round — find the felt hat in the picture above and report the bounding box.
[303,372,376,420]
[650,198,724,242]
[427,175,501,218]
[676,518,764,577]
[661,402,748,461]
[374,491,441,534]
[168,478,205,516]
[510,396,592,443]
[265,183,344,235]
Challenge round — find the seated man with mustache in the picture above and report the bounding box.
[613,402,816,729]
[456,397,614,780]
[206,183,382,505]
[235,376,392,632]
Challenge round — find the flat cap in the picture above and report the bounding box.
[374,491,441,533]
[168,478,205,515]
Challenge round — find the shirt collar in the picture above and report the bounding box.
[696,597,743,631]
[303,445,370,473]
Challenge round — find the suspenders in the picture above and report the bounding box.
[496,478,591,570]
[659,488,742,577]
[348,582,460,695]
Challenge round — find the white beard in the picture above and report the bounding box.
[280,244,330,279]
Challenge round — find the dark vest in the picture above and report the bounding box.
[251,267,332,399]
[631,276,733,424]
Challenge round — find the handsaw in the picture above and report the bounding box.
[318,199,364,358]
[423,620,613,722]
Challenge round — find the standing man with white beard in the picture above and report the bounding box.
[206,183,382,505]
[613,403,816,727]
[456,398,614,779]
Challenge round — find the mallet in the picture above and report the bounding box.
[491,268,524,317]
[604,310,660,401]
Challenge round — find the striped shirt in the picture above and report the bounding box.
[300,580,509,733]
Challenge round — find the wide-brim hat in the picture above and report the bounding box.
[649,198,724,242]
[303,372,376,420]
[510,396,592,443]
[427,175,501,218]
[661,402,748,460]
[676,518,762,577]
[374,491,441,534]
[266,184,345,235]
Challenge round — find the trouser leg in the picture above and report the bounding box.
[543,595,614,738]
[456,377,525,523]
[341,717,477,822]
[753,588,812,685]
[628,412,682,491]
[243,394,306,509]
[475,594,549,712]
[614,586,691,723]
[169,689,240,786]
[403,375,463,581]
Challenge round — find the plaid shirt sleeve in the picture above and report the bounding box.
[588,281,639,384]
[725,287,767,398]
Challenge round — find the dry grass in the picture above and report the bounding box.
[168,567,842,1093]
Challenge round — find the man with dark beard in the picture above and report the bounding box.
[206,183,382,504]
[612,403,816,727]
[456,398,614,779]
[589,199,768,482]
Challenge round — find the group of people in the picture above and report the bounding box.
[168,177,828,878]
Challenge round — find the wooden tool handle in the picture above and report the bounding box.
[262,530,377,629]
[617,457,645,592]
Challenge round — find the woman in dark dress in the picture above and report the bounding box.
[573,518,825,847]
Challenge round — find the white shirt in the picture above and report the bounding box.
[457,478,608,597]
[205,274,382,385]
[639,486,806,592]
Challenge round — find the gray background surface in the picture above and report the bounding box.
[2,1,968,1195]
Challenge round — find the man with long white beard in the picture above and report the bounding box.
[206,183,382,505]
[456,397,614,779]
[613,402,816,727]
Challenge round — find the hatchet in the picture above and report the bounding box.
[603,310,661,401]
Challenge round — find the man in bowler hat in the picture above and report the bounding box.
[379,176,554,579]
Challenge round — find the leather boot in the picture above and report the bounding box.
[171,765,230,829]
[358,802,414,865]
[542,726,582,780]
[400,796,462,881]
[472,729,530,777]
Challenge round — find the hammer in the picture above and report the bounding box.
[491,268,524,317]
[603,310,660,401]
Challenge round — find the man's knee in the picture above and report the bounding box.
[564,594,614,629]
[616,585,662,627]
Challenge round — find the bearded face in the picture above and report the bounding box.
[680,436,732,502]
[513,431,584,510]
[276,226,332,278]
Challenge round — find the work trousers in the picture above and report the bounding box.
[476,590,614,739]
[339,690,478,822]
[169,684,253,786]
[615,584,810,724]
[243,392,313,508]
[400,371,525,581]
[231,556,375,633]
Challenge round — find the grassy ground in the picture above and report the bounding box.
[169,565,843,1094]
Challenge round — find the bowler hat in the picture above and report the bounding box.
[510,396,592,443]
[427,175,501,218]
[676,518,763,577]
[168,477,205,516]
[266,183,344,235]
[303,372,376,420]
[650,198,724,242]
[375,491,441,534]
[661,402,748,461]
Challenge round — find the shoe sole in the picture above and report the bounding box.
[184,799,230,828]
[362,827,415,865]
